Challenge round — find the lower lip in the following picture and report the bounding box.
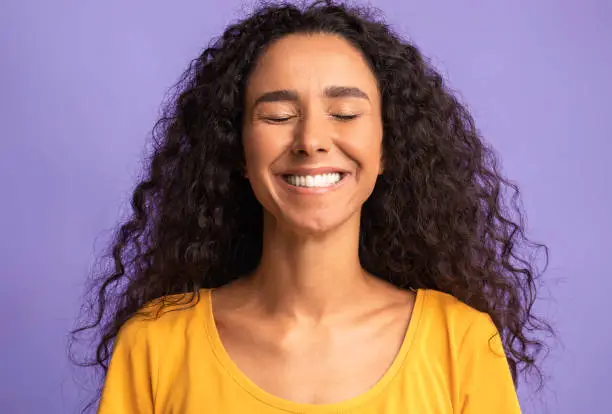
[276,174,350,194]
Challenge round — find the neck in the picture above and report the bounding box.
[249,212,370,321]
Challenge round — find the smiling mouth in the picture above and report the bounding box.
[281,172,347,188]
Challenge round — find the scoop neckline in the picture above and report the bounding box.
[202,288,426,413]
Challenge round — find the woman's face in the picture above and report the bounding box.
[242,33,383,235]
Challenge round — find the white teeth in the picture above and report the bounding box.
[285,173,343,188]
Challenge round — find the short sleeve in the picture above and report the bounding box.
[458,312,521,414]
[97,318,157,414]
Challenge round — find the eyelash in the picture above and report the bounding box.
[264,116,293,123]
[263,114,360,123]
[332,114,359,121]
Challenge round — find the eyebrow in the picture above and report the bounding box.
[325,86,369,100]
[253,86,370,105]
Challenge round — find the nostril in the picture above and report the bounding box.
[292,147,308,156]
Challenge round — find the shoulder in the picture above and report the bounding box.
[418,289,499,350]
[417,291,518,410]
[420,288,484,322]
[116,290,209,345]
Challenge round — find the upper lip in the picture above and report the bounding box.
[279,167,350,176]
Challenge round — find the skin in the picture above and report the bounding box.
[212,33,416,404]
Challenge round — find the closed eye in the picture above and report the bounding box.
[263,115,296,124]
[261,114,359,123]
[332,114,360,121]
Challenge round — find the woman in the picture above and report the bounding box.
[75,1,551,412]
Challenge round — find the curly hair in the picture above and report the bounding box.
[72,0,551,404]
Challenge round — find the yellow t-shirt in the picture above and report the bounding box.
[98,289,521,413]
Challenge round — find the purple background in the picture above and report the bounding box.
[1,0,610,413]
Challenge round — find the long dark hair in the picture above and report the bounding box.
[72,0,552,407]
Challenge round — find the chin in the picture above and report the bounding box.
[280,210,357,237]
[291,221,337,236]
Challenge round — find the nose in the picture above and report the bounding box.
[291,114,332,157]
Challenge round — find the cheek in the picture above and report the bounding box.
[242,129,287,181]
[342,125,383,172]
[243,132,271,169]
[242,137,273,207]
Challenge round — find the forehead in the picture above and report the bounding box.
[246,33,379,99]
